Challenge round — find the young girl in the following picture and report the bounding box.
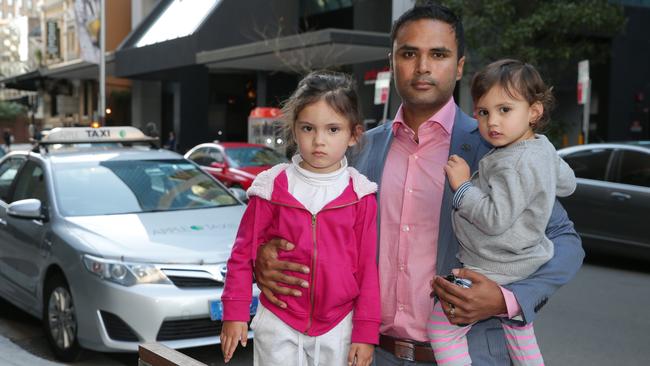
[220,70,380,366]
[428,59,576,366]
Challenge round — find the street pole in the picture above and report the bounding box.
[382,88,390,124]
[99,0,106,126]
[582,79,591,144]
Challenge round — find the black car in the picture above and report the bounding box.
[558,142,650,259]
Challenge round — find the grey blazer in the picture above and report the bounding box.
[351,107,585,365]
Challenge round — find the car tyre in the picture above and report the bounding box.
[43,273,83,362]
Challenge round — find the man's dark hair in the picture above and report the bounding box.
[390,2,465,60]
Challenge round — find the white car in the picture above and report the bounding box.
[0,126,257,361]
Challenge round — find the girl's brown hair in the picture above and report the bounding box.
[281,70,364,145]
[471,59,555,132]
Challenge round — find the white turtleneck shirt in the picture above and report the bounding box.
[286,154,350,215]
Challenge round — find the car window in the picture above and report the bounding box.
[12,161,47,204]
[225,147,288,168]
[207,148,224,164]
[188,148,203,162]
[563,148,614,181]
[52,159,239,216]
[188,148,211,166]
[615,150,650,188]
[0,157,26,202]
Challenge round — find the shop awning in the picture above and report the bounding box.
[0,70,43,91]
[41,54,115,80]
[196,28,390,72]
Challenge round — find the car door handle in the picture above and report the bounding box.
[610,192,631,201]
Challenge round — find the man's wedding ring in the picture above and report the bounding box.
[449,303,456,318]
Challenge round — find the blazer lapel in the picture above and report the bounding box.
[436,107,482,275]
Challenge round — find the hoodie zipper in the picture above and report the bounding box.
[306,213,317,333]
[269,199,360,334]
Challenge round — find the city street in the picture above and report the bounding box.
[0,249,648,365]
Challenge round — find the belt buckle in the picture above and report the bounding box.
[394,340,415,362]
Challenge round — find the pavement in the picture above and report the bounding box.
[0,335,61,366]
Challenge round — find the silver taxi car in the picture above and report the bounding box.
[0,127,258,361]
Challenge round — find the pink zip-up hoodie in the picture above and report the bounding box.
[221,163,381,344]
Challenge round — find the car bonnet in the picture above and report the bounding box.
[61,204,245,264]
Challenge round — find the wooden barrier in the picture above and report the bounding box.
[138,343,208,366]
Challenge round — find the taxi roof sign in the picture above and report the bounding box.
[40,126,157,145]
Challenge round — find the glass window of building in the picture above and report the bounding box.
[135,0,222,48]
[299,0,354,31]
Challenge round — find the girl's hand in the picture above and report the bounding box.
[347,343,374,366]
[220,321,248,363]
[444,155,471,191]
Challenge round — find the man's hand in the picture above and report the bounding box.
[220,321,248,363]
[431,268,507,325]
[254,238,310,308]
[444,155,471,191]
[347,343,374,366]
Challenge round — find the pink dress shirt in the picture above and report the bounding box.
[378,98,520,342]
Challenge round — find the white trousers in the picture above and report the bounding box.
[252,302,353,366]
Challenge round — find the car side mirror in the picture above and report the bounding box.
[7,198,46,220]
[210,161,227,169]
[229,187,248,203]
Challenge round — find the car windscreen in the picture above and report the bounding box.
[52,159,239,216]
[225,147,287,168]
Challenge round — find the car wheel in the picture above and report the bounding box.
[43,273,83,362]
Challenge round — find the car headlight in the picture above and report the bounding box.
[82,254,171,286]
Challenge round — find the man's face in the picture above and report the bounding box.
[390,19,465,112]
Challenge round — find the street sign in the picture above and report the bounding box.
[577,60,590,105]
[578,60,591,144]
[374,71,391,105]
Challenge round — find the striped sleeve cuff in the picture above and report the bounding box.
[452,181,472,209]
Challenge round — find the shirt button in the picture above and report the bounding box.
[407,188,413,193]
[413,155,418,160]
[402,225,410,232]
[399,264,405,271]
[398,304,404,311]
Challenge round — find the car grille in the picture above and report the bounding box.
[167,276,223,288]
[156,318,223,341]
[100,311,140,342]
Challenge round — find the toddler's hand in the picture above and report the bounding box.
[444,155,470,191]
[347,343,374,366]
[220,321,248,363]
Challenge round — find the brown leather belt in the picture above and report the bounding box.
[378,334,435,362]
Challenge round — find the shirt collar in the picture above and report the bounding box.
[391,97,456,136]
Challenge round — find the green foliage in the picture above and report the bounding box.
[438,0,626,79]
[0,101,27,120]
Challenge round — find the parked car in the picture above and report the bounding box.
[558,141,650,259]
[185,142,288,189]
[0,127,259,361]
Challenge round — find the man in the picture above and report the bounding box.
[3,129,11,151]
[254,4,584,365]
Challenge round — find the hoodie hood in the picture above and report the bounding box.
[246,163,377,202]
